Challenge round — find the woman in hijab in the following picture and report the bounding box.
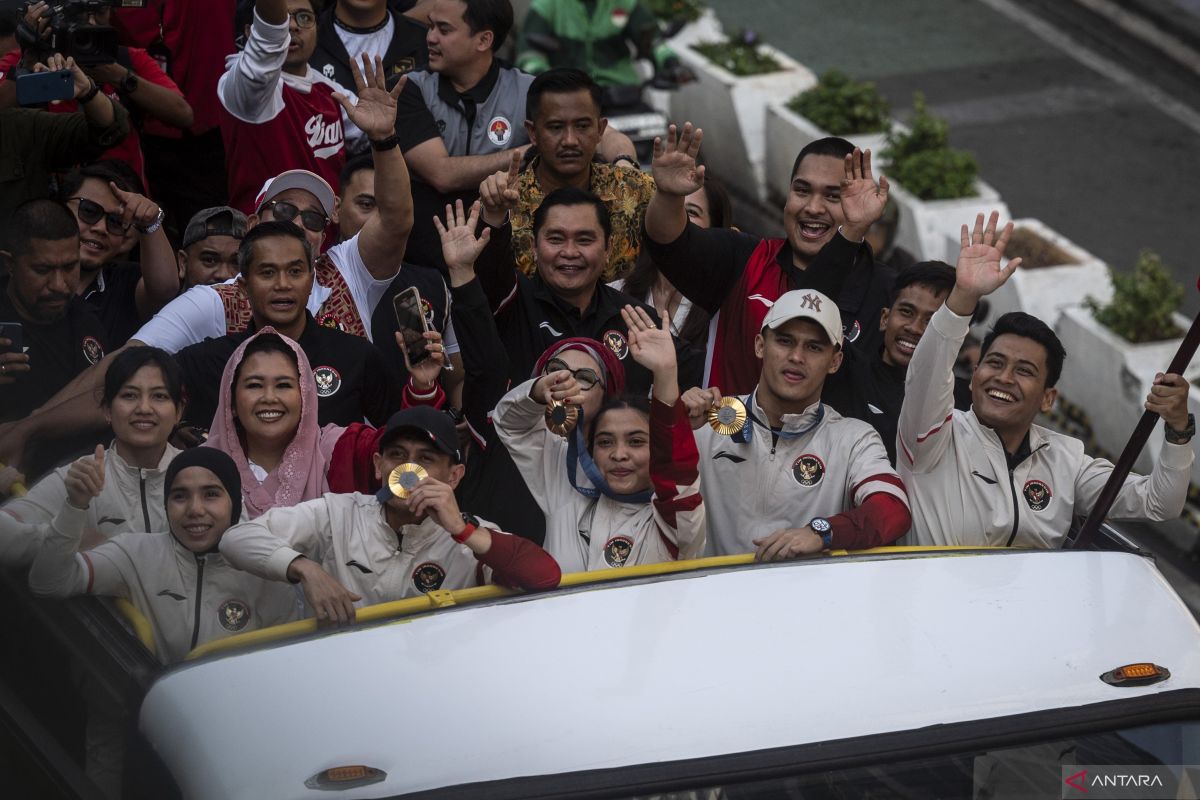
[28,447,298,664]
[493,309,706,573]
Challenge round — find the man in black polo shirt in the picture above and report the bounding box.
[822,262,956,464]
[448,187,701,394]
[0,199,108,477]
[310,0,428,99]
[173,222,399,431]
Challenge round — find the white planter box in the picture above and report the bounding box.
[888,177,1010,263]
[966,218,1113,330]
[763,102,896,207]
[670,40,817,204]
[647,9,727,116]
[1056,306,1200,486]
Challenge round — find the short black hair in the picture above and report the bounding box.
[461,0,512,52]
[588,394,650,453]
[237,221,313,274]
[887,261,956,306]
[526,67,602,122]
[790,136,855,181]
[102,346,185,409]
[339,153,374,193]
[3,199,78,258]
[533,186,611,243]
[58,159,145,199]
[980,312,1067,389]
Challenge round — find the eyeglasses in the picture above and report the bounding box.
[68,197,132,235]
[261,200,328,233]
[288,10,316,29]
[543,357,604,391]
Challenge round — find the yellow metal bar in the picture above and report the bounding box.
[113,597,157,656]
[185,546,1003,661]
[0,461,26,497]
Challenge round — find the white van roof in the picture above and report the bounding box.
[140,550,1200,799]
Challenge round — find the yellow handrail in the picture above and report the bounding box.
[0,460,27,497]
[113,597,157,656]
[186,545,1001,661]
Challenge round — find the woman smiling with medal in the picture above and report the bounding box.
[494,307,706,573]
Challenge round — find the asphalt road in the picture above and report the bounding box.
[702,0,1200,317]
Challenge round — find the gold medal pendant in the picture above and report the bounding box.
[387,463,429,499]
[707,396,748,436]
[545,398,580,437]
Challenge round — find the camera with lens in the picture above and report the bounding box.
[17,0,146,66]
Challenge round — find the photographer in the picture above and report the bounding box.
[0,0,193,184]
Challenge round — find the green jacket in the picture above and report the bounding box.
[518,0,674,88]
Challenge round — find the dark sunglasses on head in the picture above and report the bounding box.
[262,200,328,233]
[69,196,131,235]
[543,357,604,391]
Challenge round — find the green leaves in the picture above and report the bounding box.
[1086,251,1185,343]
[882,93,979,200]
[787,70,891,135]
[647,0,704,24]
[694,30,784,77]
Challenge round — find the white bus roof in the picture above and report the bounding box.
[140,549,1200,799]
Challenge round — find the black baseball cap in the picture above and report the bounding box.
[379,407,461,462]
[181,207,248,249]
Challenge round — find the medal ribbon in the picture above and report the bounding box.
[566,410,654,504]
[732,389,825,444]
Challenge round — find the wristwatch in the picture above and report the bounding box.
[453,512,480,543]
[809,517,833,549]
[137,207,166,235]
[1165,413,1196,445]
[119,69,139,94]
[370,134,400,151]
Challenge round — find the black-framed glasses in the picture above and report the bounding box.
[262,200,328,233]
[68,196,131,235]
[288,9,316,29]
[543,357,604,391]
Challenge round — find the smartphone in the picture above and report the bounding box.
[16,70,75,106]
[392,286,431,365]
[0,322,22,355]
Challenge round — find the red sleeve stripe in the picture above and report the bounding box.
[899,435,915,466]
[1,508,21,522]
[81,552,95,594]
[649,398,700,488]
[653,491,703,529]
[915,413,954,444]
[655,524,680,560]
[494,283,518,315]
[852,473,907,497]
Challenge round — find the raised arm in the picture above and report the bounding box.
[333,56,413,279]
[107,182,178,320]
[644,122,704,246]
[87,50,193,130]
[217,3,288,122]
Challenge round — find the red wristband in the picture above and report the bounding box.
[452,522,476,544]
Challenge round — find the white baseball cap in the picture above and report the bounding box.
[254,170,336,218]
[761,289,843,347]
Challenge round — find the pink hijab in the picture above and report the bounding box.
[204,328,329,518]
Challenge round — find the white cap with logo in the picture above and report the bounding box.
[761,289,843,347]
[253,169,336,217]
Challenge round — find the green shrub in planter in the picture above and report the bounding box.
[787,70,891,136]
[693,29,784,76]
[1085,250,1185,343]
[883,93,978,200]
[647,0,703,24]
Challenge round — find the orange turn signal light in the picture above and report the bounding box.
[1100,662,1170,687]
[305,765,387,790]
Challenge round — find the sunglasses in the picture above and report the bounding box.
[261,200,329,233]
[69,196,131,235]
[543,357,604,391]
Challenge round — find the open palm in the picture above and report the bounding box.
[435,200,490,274]
[840,148,889,230]
[652,122,705,197]
[334,54,404,140]
[954,212,1020,298]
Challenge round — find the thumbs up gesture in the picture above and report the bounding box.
[65,444,106,510]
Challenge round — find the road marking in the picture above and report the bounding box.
[979,0,1200,136]
[1072,0,1200,75]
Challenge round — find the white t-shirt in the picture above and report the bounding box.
[132,235,390,351]
[335,16,394,67]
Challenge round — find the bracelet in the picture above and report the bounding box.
[611,154,638,168]
[406,376,439,399]
[370,134,400,151]
[137,207,165,235]
[1165,413,1195,445]
[452,522,476,544]
[77,80,100,105]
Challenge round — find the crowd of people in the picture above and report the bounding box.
[0,0,1196,729]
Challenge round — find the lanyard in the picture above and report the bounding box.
[565,411,653,504]
[733,389,825,444]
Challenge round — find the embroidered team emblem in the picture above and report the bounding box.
[81,335,104,365]
[321,63,335,79]
[799,293,823,312]
[218,599,250,632]
[420,297,435,326]
[603,535,634,568]
[436,119,447,134]
[487,115,512,146]
[792,454,825,487]
[603,329,629,359]
[316,312,346,332]
[314,366,342,397]
[844,319,861,343]
[412,561,446,593]
[1023,479,1052,511]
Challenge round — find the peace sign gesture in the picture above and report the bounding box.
[109,182,162,233]
[434,199,492,280]
[651,122,705,198]
[333,53,406,141]
[479,149,523,226]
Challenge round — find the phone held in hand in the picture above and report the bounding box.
[16,70,75,106]
[0,322,23,354]
[393,287,432,365]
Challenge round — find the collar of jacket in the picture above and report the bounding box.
[749,392,826,436]
[375,503,446,548]
[436,57,501,108]
[964,410,1051,468]
[531,272,607,322]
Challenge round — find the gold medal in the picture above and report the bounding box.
[544,398,579,437]
[707,396,748,436]
[386,463,429,499]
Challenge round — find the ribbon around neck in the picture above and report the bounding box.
[566,409,654,504]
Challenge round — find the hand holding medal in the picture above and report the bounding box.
[682,386,747,436]
[534,368,584,437]
[387,463,429,499]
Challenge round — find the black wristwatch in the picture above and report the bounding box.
[370,134,400,151]
[1165,413,1196,445]
[77,79,101,105]
[119,69,139,94]
[809,517,833,549]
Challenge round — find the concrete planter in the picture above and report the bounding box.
[763,102,896,207]
[888,177,1010,263]
[647,9,727,115]
[670,40,817,203]
[1056,306,1200,486]
[970,218,1113,329]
